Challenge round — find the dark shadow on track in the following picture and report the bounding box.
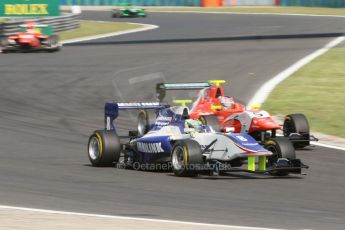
[65,32,345,46]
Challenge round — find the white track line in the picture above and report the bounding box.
[248,36,345,106]
[1,22,158,53]
[150,10,345,18]
[313,142,345,151]
[62,22,159,44]
[247,35,345,151]
[0,205,283,230]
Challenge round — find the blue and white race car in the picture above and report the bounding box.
[87,101,308,177]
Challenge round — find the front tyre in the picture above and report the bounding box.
[46,35,60,52]
[265,137,296,176]
[283,113,310,148]
[88,130,121,167]
[0,38,9,53]
[171,140,203,177]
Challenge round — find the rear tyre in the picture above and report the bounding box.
[265,137,296,176]
[283,113,310,148]
[88,130,121,167]
[200,115,221,132]
[171,140,203,177]
[137,110,156,135]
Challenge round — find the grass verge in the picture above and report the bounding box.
[263,42,345,138]
[147,6,345,16]
[58,20,142,41]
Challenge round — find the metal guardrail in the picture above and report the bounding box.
[0,13,80,37]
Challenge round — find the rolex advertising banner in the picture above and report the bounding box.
[0,0,60,17]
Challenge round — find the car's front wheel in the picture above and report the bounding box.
[171,140,203,177]
[283,113,310,148]
[265,137,296,176]
[0,38,9,53]
[45,35,60,52]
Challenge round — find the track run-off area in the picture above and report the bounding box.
[0,11,344,230]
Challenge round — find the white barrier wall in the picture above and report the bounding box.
[224,0,275,6]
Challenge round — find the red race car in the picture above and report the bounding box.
[0,22,61,53]
[156,80,317,149]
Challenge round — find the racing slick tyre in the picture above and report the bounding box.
[112,11,122,18]
[200,116,221,132]
[0,38,9,53]
[283,114,310,149]
[46,35,60,52]
[88,130,121,167]
[0,37,9,46]
[137,110,156,136]
[265,137,296,176]
[171,140,203,177]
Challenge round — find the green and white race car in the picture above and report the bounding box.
[111,4,147,18]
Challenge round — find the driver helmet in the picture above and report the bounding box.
[185,119,203,133]
[219,96,234,108]
[26,21,35,30]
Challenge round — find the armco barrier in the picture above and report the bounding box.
[0,13,80,37]
[60,0,200,6]
[280,0,345,8]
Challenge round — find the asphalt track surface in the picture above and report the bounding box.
[0,11,345,230]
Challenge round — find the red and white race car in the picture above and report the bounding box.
[0,22,61,53]
[156,80,317,149]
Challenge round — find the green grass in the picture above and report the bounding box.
[147,6,345,16]
[58,20,142,41]
[263,43,345,137]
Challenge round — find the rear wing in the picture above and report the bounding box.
[156,82,212,102]
[104,102,168,131]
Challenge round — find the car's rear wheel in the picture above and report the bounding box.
[265,137,296,176]
[283,113,310,148]
[88,130,121,167]
[171,140,203,177]
[137,110,156,135]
